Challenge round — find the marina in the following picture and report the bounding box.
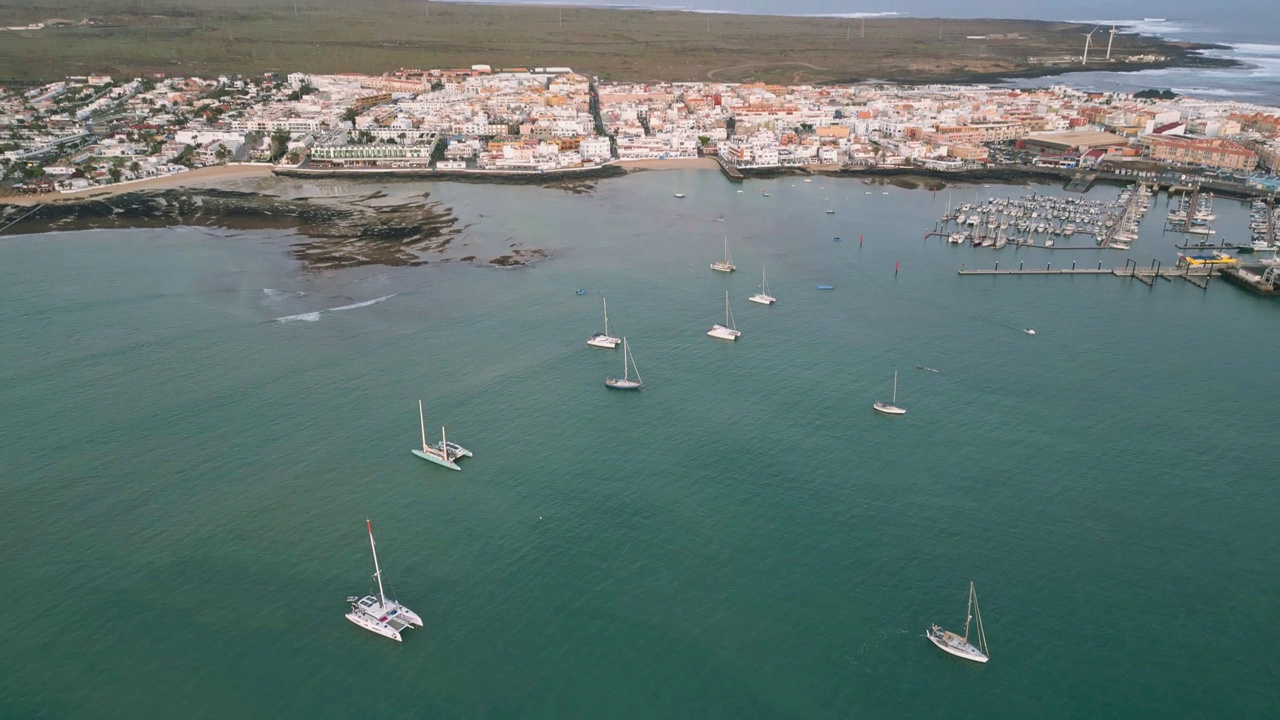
[931,184,1154,251]
[938,183,1278,297]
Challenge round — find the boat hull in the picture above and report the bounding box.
[346,611,402,641]
[605,378,642,390]
[587,334,620,349]
[873,402,906,415]
[926,628,988,663]
[707,325,741,341]
[748,294,776,305]
[411,449,461,471]
[710,263,735,273]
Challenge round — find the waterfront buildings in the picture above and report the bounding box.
[2,67,1278,194]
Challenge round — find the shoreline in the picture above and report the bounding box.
[1,164,276,207]
[4,161,1269,259]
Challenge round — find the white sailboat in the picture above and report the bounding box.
[749,267,777,305]
[345,519,423,642]
[711,236,736,272]
[605,337,643,390]
[587,297,621,349]
[926,581,989,663]
[410,399,470,471]
[707,291,742,341]
[872,370,906,415]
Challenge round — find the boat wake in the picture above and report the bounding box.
[274,293,397,323]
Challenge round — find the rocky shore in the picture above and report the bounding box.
[0,187,464,271]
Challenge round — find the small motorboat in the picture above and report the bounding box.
[575,289,586,295]
[816,284,834,290]
[1023,328,1036,335]
[833,237,841,242]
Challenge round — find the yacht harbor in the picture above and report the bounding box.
[937,182,1279,297]
[931,185,1154,251]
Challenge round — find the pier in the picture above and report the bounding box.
[715,157,744,183]
[1064,172,1097,193]
[1220,266,1280,296]
[958,258,1219,290]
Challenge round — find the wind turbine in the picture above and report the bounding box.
[1082,26,1101,65]
[1106,24,1117,60]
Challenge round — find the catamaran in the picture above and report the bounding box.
[410,399,470,471]
[873,370,906,415]
[711,236,736,272]
[587,297,621,349]
[345,519,423,642]
[749,267,777,305]
[605,336,643,390]
[707,291,742,341]
[926,581,989,663]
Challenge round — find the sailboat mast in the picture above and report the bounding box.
[441,426,447,458]
[622,337,629,379]
[963,581,974,642]
[418,400,427,452]
[602,298,609,335]
[368,519,386,608]
[892,371,898,404]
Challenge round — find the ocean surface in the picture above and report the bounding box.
[458,0,1280,104]
[2,170,1279,717]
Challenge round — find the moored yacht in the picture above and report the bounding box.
[587,297,621,349]
[872,370,906,415]
[345,519,423,642]
[410,400,469,471]
[711,236,736,272]
[749,267,777,305]
[605,337,643,390]
[926,582,989,663]
[707,291,742,341]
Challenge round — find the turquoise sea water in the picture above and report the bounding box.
[2,171,1278,718]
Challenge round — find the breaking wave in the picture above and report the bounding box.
[327,295,397,312]
[275,311,323,323]
[274,294,397,323]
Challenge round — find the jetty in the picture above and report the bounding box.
[959,258,1220,290]
[1064,172,1097,193]
[714,157,744,183]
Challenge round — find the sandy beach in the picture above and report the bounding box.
[1,164,276,207]
[615,158,720,172]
